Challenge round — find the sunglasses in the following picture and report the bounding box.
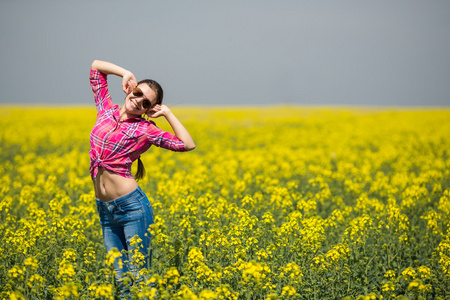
[132,87,153,110]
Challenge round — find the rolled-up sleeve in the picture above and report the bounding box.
[147,123,186,152]
[90,69,113,112]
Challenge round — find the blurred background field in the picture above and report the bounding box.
[0,106,449,299]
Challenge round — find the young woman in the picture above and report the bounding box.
[89,60,195,296]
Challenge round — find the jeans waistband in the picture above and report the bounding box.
[95,186,144,207]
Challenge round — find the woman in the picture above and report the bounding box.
[89,60,195,296]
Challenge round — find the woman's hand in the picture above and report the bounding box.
[122,71,137,94]
[145,104,171,119]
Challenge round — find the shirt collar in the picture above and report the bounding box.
[113,105,145,123]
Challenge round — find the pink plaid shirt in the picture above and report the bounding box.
[89,69,186,179]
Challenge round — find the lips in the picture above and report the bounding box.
[130,99,139,110]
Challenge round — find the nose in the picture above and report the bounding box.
[135,96,146,103]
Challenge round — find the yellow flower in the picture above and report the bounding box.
[27,274,45,289]
[105,248,123,268]
[279,262,303,282]
[54,282,79,299]
[215,285,238,300]
[63,248,77,262]
[95,284,114,299]
[384,270,396,279]
[8,291,25,300]
[199,289,216,300]
[255,248,269,260]
[138,287,157,299]
[176,285,198,299]
[382,281,395,292]
[58,259,76,279]
[24,256,39,271]
[281,286,296,296]
[401,267,416,280]
[239,260,270,283]
[8,266,25,280]
[164,267,180,284]
[129,235,143,248]
[84,247,96,265]
[408,278,431,292]
[417,266,431,279]
[188,247,205,264]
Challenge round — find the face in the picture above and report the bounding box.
[124,84,157,115]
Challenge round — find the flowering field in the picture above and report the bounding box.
[0,106,449,300]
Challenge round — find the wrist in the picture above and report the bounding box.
[121,69,132,78]
[163,110,174,118]
[166,107,173,114]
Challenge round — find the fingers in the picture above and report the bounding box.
[129,79,137,88]
[146,106,163,118]
[123,79,137,94]
[128,79,137,93]
[145,105,172,119]
[122,81,129,94]
[122,72,137,94]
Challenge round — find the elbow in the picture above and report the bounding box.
[91,60,101,70]
[185,143,196,151]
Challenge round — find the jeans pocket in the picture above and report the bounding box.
[118,197,143,214]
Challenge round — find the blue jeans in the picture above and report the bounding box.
[96,186,154,296]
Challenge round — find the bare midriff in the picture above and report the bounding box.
[93,167,138,202]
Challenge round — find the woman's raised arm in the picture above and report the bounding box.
[91,60,137,94]
[147,105,196,151]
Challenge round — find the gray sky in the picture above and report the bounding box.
[1,0,449,106]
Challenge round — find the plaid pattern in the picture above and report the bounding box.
[89,69,186,179]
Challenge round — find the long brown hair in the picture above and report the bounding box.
[134,79,164,181]
[135,157,146,181]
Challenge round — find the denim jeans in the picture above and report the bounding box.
[96,186,154,297]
